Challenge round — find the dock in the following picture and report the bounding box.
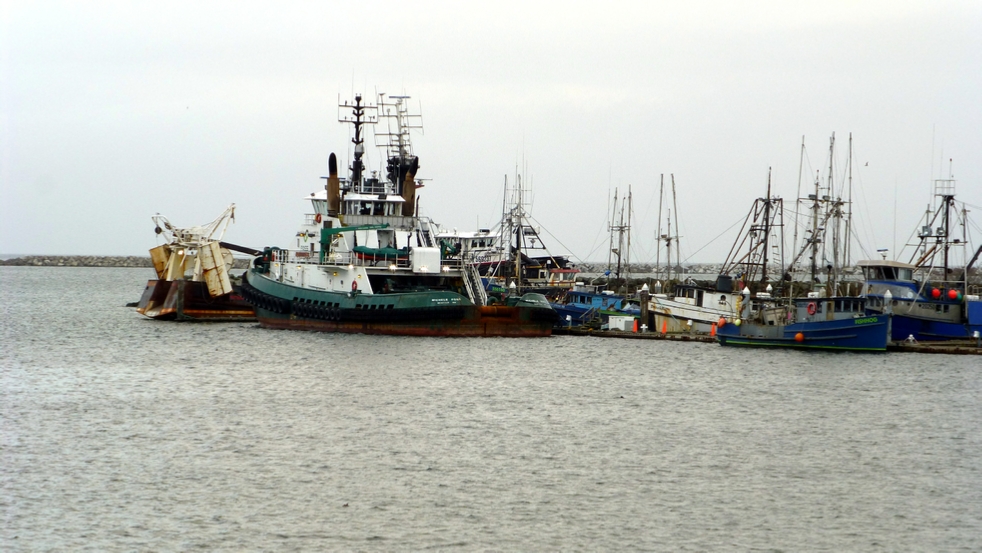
[553,327,717,343]
[553,327,982,354]
[887,340,982,355]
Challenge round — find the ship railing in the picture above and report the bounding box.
[276,248,466,272]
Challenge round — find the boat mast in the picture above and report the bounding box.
[827,133,838,293]
[792,137,805,266]
[722,178,784,287]
[351,97,366,188]
[671,176,680,281]
[909,165,958,285]
[809,170,820,284]
[496,174,508,280]
[626,185,633,283]
[515,172,523,291]
[616,193,623,280]
[941,163,954,275]
[844,133,853,268]
[655,174,664,281]
[666,208,673,283]
[608,188,618,278]
[609,186,632,282]
[761,168,772,283]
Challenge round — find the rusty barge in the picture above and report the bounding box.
[135,205,256,321]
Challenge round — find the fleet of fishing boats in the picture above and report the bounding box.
[135,92,982,351]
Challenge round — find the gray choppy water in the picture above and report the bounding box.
[2,267,980,551]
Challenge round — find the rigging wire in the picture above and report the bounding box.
[526,214,586,263]
[680,214,749,264]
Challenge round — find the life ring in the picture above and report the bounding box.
[806,302,817,315]
[314,213,322,223]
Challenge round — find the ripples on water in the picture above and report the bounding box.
[1,267,980,551]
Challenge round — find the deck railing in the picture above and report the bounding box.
[271,248,464,272]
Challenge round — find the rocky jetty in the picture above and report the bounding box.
[1,256,252,269]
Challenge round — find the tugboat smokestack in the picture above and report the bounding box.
[401,156,419,216]
[327,152,340,216]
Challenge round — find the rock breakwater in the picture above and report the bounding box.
[1,256,252,269]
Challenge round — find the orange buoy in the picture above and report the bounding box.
[710,323,717,337]
[661,320,668,334]
[794,332,805,342]
[718,317,726,328]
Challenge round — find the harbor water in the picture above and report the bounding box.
[2,267,980,551]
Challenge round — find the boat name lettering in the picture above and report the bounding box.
[853,317,878,325]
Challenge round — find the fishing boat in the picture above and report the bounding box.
[438,170,580,298]
[717,146,891,351]
[649,277,739,333]
[858,172,982,340]
[550,184,644,328]
[239,93,557,336]
[551,283,640,327]
[716,288,891,351]
[135,205,256,321]
[647,172,781,334]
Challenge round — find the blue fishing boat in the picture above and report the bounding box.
[859,259,982,341]
[858,174,982,341]
[551,284,639,327]
[717,289,891,351]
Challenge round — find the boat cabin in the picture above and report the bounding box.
[858,260,914,282]
[671,283,733,309]
[791,296,868,323]
[563,284,629,311]
[857,259,925,301]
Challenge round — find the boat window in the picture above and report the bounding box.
[943,305,950,313]
[899,268,912,280]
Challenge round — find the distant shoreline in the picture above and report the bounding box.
[0,255,252,269]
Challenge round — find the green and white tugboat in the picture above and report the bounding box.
[240,93,557,336]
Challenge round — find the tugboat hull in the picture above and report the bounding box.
[253,306,554,336]
[241,271,554,337]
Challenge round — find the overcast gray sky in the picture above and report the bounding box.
[3,1,980,264]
